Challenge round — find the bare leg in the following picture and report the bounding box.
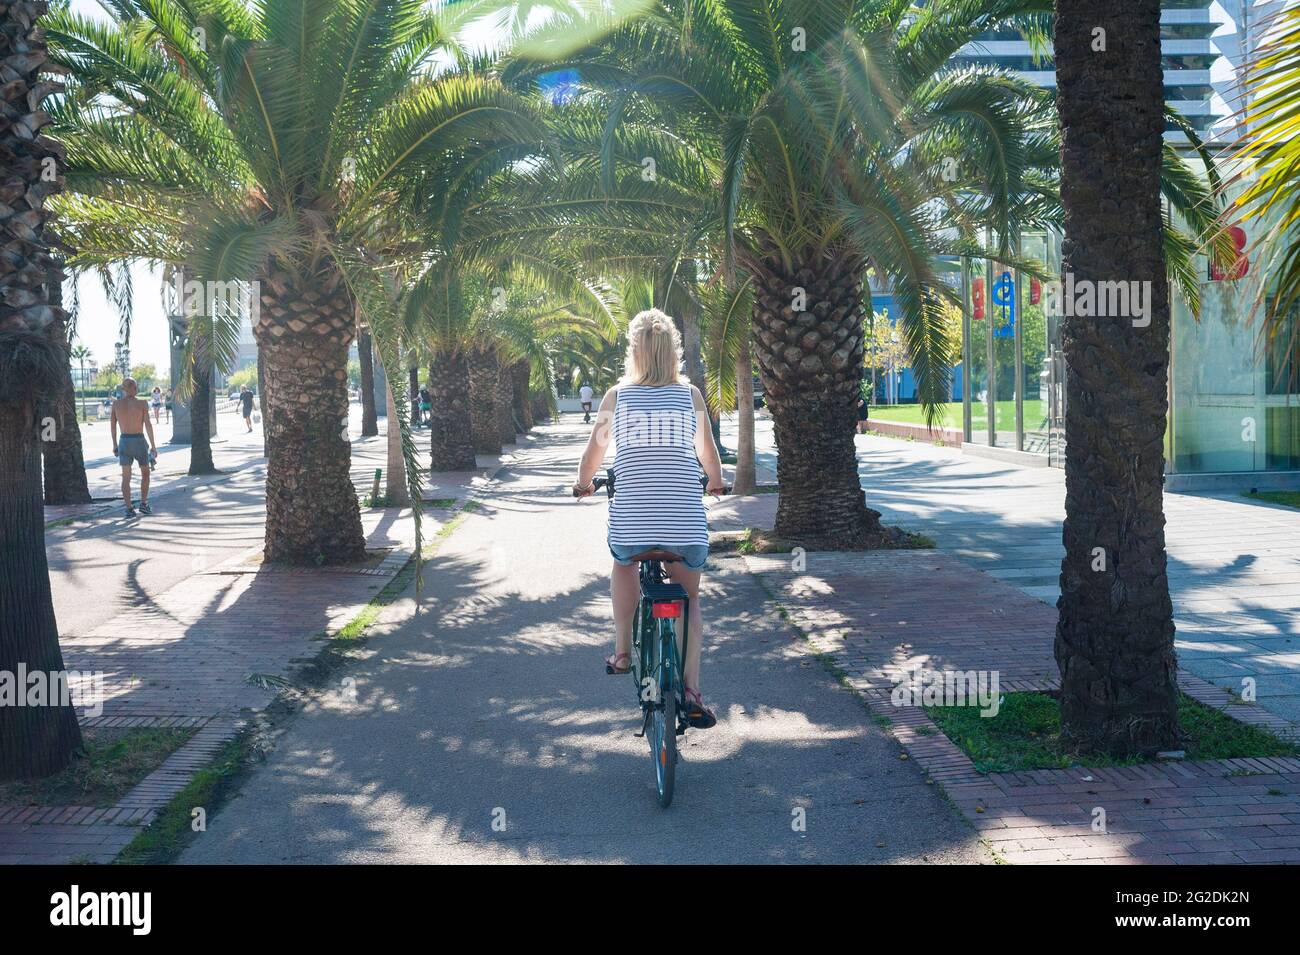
[139,462,150,504]
[664,562,704,691]
[120,465,132,507]
[610,561,640,658]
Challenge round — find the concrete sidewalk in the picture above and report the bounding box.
[3,414,516,864]
[718,413,1300,726]
[179,418,989,864]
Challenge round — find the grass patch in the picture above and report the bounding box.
[925,692,1300,774]
[426,497,457,508]
[0,727,195,808]
[870,399,1047,433]
[44,517,77,529]
[1244,490,1300,510]
[116,735,248,865]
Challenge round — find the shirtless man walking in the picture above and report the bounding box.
[111,377,158,516]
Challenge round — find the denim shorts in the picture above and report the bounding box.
[609,542,709,571]
[117,433,149,469]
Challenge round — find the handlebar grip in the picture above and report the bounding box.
[573,476,610,498]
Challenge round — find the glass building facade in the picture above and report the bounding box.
[957,210,1296,477]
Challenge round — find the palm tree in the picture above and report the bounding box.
[0,0,83,781]
[47,0,547,562]
[70,343,90,421]
[41,260,92,504]
[550,0,1059,548]
[357,327,379,438]
[1052,0,1179,756]
[700,275,758,493]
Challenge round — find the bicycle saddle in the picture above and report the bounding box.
[627,549,685,563]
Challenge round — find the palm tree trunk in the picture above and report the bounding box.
[41,271,91,504]
[187,355,216,475]
[358,327,378,437]
[428,345,476,471]
[732,333,757,494]
[1054,0,1178,756]
[531,391,550,424]
[383,349,409,507]
[0,334,83,781]
[512,361,533,432]
[254,269,366,564]
[744,242,876,547]
[256,358,268,456]
[497,359,516,444]
[409,366,421,427]
[467,345,501,455]
[0,1,85,779]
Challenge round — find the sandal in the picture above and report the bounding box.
[605,651,632,675]
[683,687,717,729]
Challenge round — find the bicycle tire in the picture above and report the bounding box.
[653,680,677,808]
[652,619,677,808]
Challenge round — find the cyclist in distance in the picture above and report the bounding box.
[573,309,726,728]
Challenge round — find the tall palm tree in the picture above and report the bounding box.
[70,342,90,421]
[1053,0,1179,756]
[700,274,758,493]
[46,0,547,562]
[357,327,379,438]
[0,0,83,781]
[539,0,1059,548]
[41,259,92,504]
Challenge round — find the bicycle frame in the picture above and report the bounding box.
[630,558,689,732]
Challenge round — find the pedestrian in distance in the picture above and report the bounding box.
[111,377,158,516]
[240,385,255,432]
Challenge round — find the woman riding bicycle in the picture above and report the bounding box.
[573,308,726,728]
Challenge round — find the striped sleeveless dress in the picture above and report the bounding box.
[607,383,708,549]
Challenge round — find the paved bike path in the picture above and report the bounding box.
[181,420,988,864]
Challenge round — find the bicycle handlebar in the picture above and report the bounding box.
[574,474,730,498]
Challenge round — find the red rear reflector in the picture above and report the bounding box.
[652,601,682,618]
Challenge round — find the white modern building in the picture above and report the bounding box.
[949,1,1286,144]
[942,2,1300,486]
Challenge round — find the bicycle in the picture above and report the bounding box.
[580,471,724,808]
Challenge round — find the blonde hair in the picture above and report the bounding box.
[622,308,687,387]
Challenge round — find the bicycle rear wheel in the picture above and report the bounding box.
[652,682,676,808]
[650,620,677,808]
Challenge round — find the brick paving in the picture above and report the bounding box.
[738,542,1300,864]
[4,422,524,864]
[718,414,1300,725]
